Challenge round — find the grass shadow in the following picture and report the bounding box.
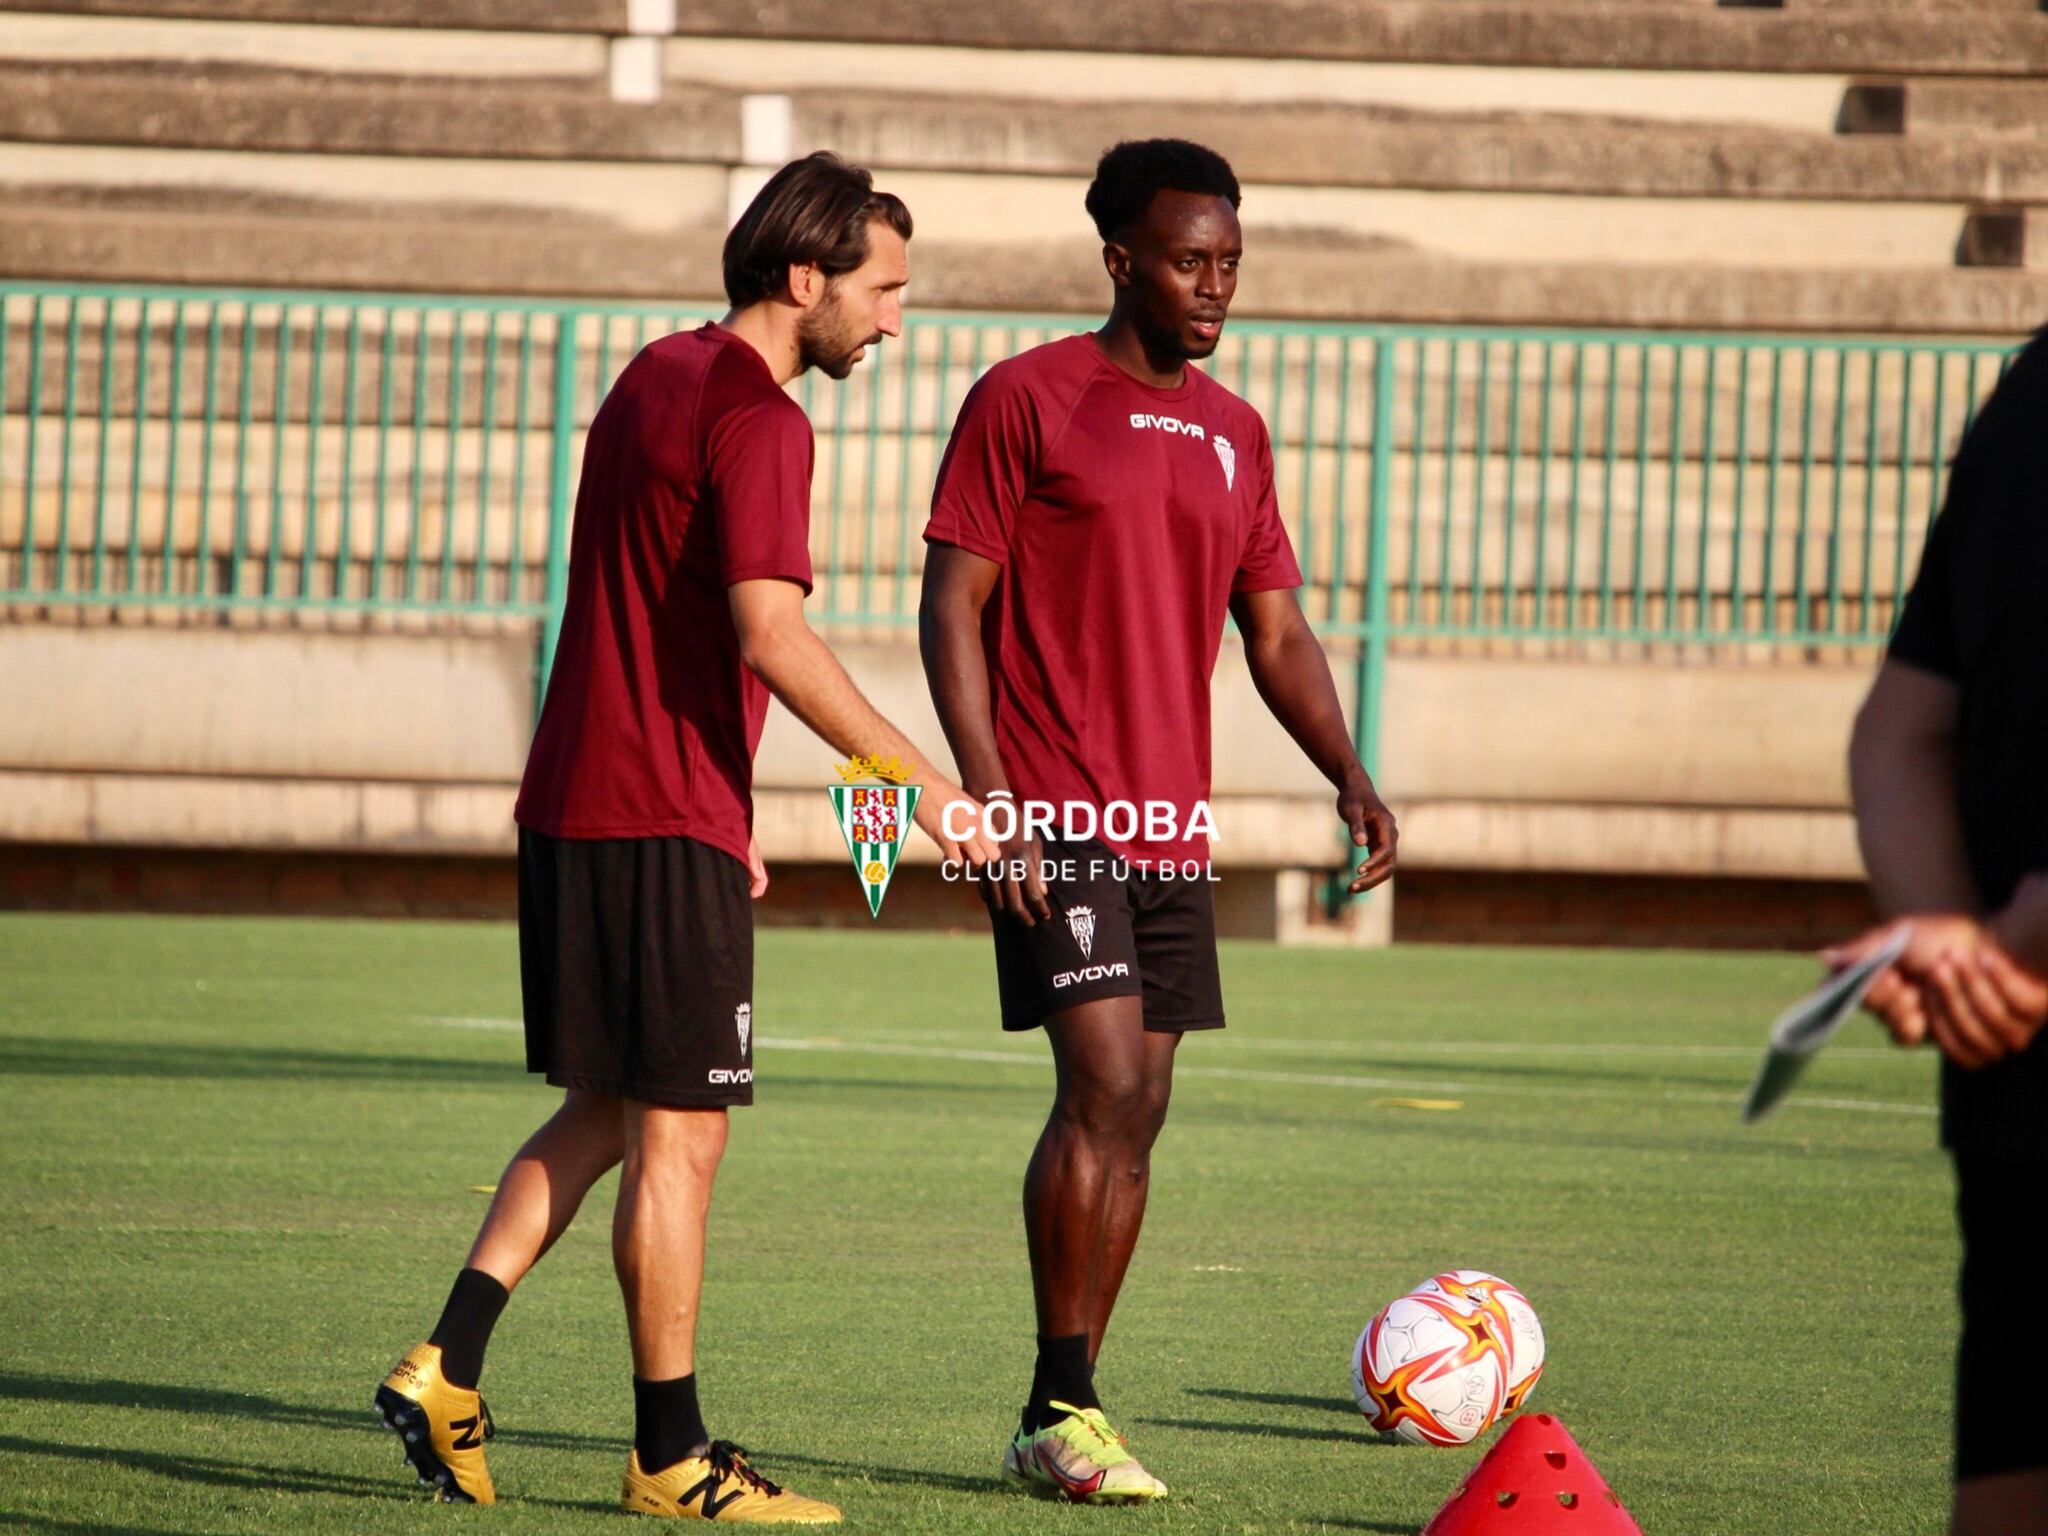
[750,1449,995,1496]
[0,1433,413,1503]
[1186,1386,1359,1416]
[1137,1417,1391,1447]
[0,1374,994,1503]
[0,1372,622,1455]
[0,1036,522,1088]
[0,1515,214,1536]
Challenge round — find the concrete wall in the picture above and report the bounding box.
[0,624,1876,884]
[0,624,533,780]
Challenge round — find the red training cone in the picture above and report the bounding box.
[1420,1414,1644,1534]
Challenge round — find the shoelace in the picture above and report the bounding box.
[1064,1411,1131,1461]
[707,1440,783,1497]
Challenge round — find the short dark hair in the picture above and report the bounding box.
[1084,139,1241,242]
[722,151,913,308]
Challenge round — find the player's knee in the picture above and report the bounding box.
[1055,1070,1150,1139]
[626,1106,729,1176]
[1133,1080,1173,1146]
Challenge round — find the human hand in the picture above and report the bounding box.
[912,779,1003,871]
[1823,914,2047,1069]
[1338,771,1398,895]
[979,829,1051,926]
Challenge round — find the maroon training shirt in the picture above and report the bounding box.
[925,333,1302,866]
[515,325,813,866]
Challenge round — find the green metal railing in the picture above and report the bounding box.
[0,281,2024,783]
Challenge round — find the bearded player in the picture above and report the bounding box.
[919,139,1399,1501]
[373,153,995,1522]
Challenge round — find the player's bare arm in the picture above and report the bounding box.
[1848,659,1974,918]
[1230,585,1397,895]
[916,543,1053,925]
[729,576,998,870]
[1841,658,2047,1063]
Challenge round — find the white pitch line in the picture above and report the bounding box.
[760,1036,1936,1119]
[416,1016,1898,1065]
[419,1019,1935,1118]
[847,1026,1902,1064]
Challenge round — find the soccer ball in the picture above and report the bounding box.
[1408,1270,1546,1413]
[1351,1272,1544,1446]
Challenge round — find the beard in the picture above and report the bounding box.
[797,287,877,381]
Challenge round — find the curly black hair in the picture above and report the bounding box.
[1083,138,1241,242]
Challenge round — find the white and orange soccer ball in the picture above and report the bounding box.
[1351,1271,1545,1446]
[1409,1270,1546,1413]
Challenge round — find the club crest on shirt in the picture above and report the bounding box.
[1214,435,1236,491]
[1066,904,1097,960]
[827,756,922,919]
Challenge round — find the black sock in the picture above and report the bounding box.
[1024,1332,1099,1432]
[634,1374,709,1475]
[426,1268,510,1391]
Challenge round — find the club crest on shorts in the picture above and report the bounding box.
[1213,434,1236,491]
[735,1002,751,1057]
[827,754,923,919]
[1066,904,1097,960]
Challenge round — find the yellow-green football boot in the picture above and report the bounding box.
[622,1442,841,1523]
[1000,1401,1168,1504]
[374,1342,497,1504]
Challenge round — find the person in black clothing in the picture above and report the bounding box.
[1828,330,2048,1535]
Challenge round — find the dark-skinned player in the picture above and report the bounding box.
[918,138,1399,1502]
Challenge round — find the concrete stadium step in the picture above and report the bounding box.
[792,90,2048,205]
[665,39,1854,133]
[0,144,1991,275]
[1959,206,2048,268]
[0,0,623,32]
[6,200,2044,333]
[7,0,2046,72]
[666,0,2048,76]
[12,60,2048,208]
[1765,0,2042,12]
[0,60,741,162]
[1854,79,2048,138]
[0,10,614,75]
[1,14,1855,134]
[0,144,730,236]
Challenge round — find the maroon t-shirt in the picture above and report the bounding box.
[515,325,813,866]
[925,334,1302,865]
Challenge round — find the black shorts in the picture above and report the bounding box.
[1954,1153,2048,1480]
[518,829,756,1109]
[989,838,1225,1032]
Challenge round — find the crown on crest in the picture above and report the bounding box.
[834,753,917,785]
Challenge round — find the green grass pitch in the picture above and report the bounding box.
[0,913,1954,1534]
